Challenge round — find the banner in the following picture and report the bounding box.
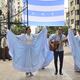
[22,0,64,26]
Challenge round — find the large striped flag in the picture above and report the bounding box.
[22,0,64,26]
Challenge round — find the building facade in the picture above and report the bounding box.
[0,0,7,34]
[68,0,80,28]
[0,0,23,34]
[9,0,23,22]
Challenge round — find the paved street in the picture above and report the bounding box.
[0,46,80,80]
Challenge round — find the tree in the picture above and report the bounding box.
[47,26,68,36]
[11,19,26,35]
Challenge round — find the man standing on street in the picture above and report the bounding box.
[49,27,66,75]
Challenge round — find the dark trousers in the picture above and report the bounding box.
[54,51,64,73]
[0,47,2,59]
[2,47,11,61]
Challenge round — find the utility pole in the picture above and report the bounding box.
[7,0,11,29]
[26,0,28,27]
[0,10,2,35]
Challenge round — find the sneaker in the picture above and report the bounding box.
[26,72,29,76]
[54,72,58,75]
[59,72,63,75]
[29,72,33,77]
[42,67,45,70]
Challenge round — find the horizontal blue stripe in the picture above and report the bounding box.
[23,0,64,6]
[22,21,64,26]
[23,10,64,17]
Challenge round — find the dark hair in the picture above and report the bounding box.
[25,27,30,31]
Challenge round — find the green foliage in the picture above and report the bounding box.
[11,19,26,35]
[47,26,68,35]
[62,26,68,35]
[11,25,26,35]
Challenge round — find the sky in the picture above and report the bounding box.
[64,0,68,8]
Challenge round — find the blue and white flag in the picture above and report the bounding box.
[22,0,64,26]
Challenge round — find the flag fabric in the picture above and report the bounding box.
[22,0,64,26]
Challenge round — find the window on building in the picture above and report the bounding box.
[76,20,80,25]
[71,19,74,24]
[66,12,69,17]
[75,0,80,4]
[0,10,2,15]
[71,10,73,15]
[18,2,20,4]
[76,10,80,15]
[70,1,74,6]
[18,6,20,9]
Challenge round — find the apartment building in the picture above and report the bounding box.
[68,0,80,28]
[0,0,7,20]
[10,0,23,22]
[0,0,23,34]
[0,0,7,34]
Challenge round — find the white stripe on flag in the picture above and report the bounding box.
[28,4,64,12]
[22,15,64,22]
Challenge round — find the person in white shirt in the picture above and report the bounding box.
[1,34,11,61]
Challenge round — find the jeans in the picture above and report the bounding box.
[54,51,64,73]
